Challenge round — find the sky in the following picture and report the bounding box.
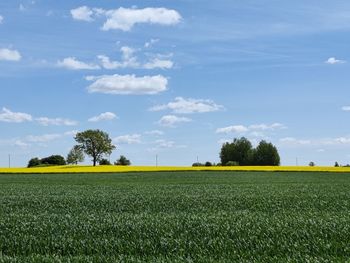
[1,0,350,167]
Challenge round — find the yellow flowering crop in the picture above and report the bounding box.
[0,165,349,174]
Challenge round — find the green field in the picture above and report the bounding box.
[1,171,350,262]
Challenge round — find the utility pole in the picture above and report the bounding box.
[197,156,199,163]
[8,154,11,168]
[156,155,158,167]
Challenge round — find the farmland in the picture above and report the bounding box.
[1,171,350,262]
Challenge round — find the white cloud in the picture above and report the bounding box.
[145,130,164,136]
[341,106,350,111]
[102,7,182,31]
[151,97,223,114]
[0,15,3,24]
[158,115,191,127]
[216,125,249,134]
[216,123,286,134]
[86,74,168,95]
[154,139,175,148]
[35,117,78,126]
[98,46,139,69]
[325,57,346,64]
[0,108,32,123]
[98,47,173,70]
[143,58,173,69]
[88,112,117,122]
[15,140,29,148]
[279,137,311,146]
[71,6,181,31]
[57,57,100,70]
[71,6,94,22]
[0,48,21,61]
[144,38,159,48]
[114,134,141,144]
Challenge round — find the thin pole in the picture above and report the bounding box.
[8,154,11,168]
[156,155,158,167]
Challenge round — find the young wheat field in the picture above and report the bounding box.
[1,171,350,262]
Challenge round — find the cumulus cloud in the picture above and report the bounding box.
[158,115,191,127]
[88,112,117,122]
[114,134,141,144]
[0,108,32,123]
[325,57,346,64]
[71,6,94,21]
[0,48,21,61]
[279,137,311,146]
[71,6,181,31]
[151,97,223,114]
[57,57,100,70]
[341,106,350,111]
[86,74,168,95]
[102,7,181,31]
[35,117,78,126]
[216,123,286,134]
[0,15,3,24]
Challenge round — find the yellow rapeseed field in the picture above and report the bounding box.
[0,165,350,174]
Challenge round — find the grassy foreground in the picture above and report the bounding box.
[1,165,350,173]
[1,171,350,262]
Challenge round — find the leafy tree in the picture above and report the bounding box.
[99,158,111,165]
[192,162,203,167]
[252,140,280,166]
[115,155,131,166]
[205,161,212,167]
[75,129,116,166]
[27,157,41,168]
[41,155,66,165]
[225,161,239,166]
[335,162,339,167]
[220,137,253,166]
[67,145,84,165]
[309,161,315,167]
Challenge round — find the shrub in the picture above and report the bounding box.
[192,162,203,167]
[205,161,212,167]
[41,155,66,166]
[115,155,131,166]
[99,159,111,165]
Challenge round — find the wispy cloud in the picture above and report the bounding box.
[35,117,78,126]
[151,97,223,114]
[88,112,117,122]
[0,108,32,123]
[57,57,100,70]
[216,123,286,134]
[158,115,191,127]
[114,134,141,144]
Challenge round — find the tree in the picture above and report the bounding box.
[115,155,131,166]
[75,129,116,166]
[99,158,111,165]
[252,140,280,166]
[41,155,66,165]
[220,137,253,166]
[67,145,84,165]
[309,161,315,167]
[335,162,339,167]
[27,157,41,168]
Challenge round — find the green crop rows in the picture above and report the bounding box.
[1,172,350,262]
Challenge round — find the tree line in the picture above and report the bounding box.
[27,129,130,167]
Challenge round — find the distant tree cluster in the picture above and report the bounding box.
[220,137,280,166]
[27,155,66,168]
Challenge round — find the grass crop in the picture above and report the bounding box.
[1,171,350,262]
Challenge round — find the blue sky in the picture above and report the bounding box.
[1,0,350,167]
